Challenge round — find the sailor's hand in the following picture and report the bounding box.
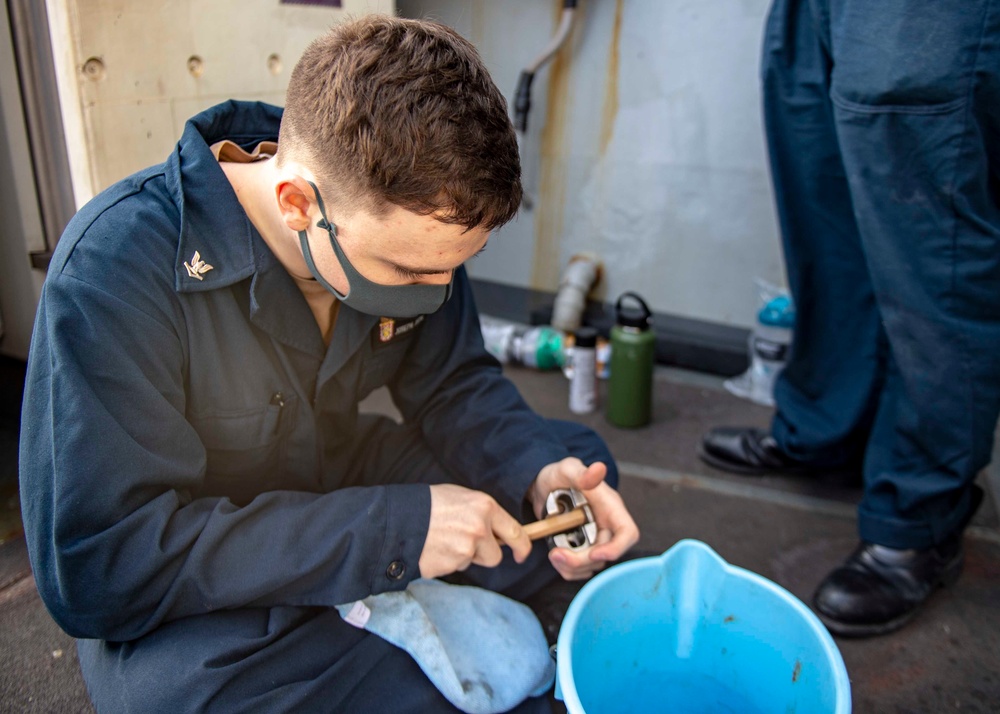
[418,484,532,579]
[530,457,640,581]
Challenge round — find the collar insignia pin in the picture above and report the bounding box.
[184,251,214,281]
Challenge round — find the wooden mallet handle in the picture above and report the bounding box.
[522,508,588,541]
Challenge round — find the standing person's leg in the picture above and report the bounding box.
[812,0,1000,635]
[700,0,885,472]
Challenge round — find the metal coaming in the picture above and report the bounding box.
[6,0,75,264]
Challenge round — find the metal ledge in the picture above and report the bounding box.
[469,277,749,377]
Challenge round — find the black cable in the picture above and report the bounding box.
[514,71,535,133]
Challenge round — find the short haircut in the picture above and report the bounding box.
[278,15,522,231]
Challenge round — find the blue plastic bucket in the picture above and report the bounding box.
[555,539,851,713]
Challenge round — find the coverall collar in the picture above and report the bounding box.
[164,100,378,363]
[168,100,283,295]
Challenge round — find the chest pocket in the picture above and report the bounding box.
[189,391,298,505]
[356,317,424,401]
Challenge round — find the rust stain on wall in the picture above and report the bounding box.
[599,0,623,156]
[530,0,574,291]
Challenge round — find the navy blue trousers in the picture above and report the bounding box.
[763,0,1000,548]
[78,417,616,713]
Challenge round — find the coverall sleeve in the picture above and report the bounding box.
[19,265,427,643]
[388,268,572,516]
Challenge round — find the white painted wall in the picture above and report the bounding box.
[46,0,395,207]
[399,0,785,329]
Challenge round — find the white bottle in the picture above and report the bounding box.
[479,316,518,364]
[569,327,597,414]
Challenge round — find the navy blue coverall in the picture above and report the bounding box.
[18,101,615,713]
[763,0,1000,548]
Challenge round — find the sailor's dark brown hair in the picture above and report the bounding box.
[278,15,522,230]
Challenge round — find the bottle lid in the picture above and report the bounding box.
[758,295,795,328]
[615,292,652,330]
[574,326,597,348]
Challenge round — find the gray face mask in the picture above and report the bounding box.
[297,181,453,318]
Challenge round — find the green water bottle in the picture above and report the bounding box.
[607,292,655,428]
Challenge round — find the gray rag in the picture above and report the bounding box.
[336,579,556,714]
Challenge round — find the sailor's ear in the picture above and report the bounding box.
[276,177,315,232]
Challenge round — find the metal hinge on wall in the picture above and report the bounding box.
[29,251,52,271]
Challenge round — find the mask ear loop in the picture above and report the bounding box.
[307,180,335,235]
[297,181,350,300]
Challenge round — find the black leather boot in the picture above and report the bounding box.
[698,426,811,475]
[813,486,985,637]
